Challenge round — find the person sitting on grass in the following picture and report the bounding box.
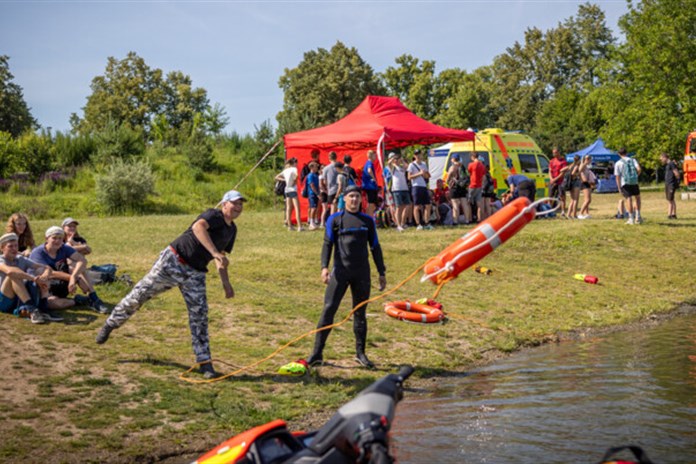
[0,233,57,324]
[6,213,36,257]
[62,217,91,257]
[29,226,110,314]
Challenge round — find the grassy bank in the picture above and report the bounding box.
[1,191,694,463]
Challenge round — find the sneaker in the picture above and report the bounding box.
[74,295,90,306]
[306,353,324,367]
[90,299,111,315]
[14,304,36,318]
[96,324,113,344]
[30,311,49,324]
[635,216,643,224]
[614,213,623,219]
[416,225,424,231]
[626,217,635,225]
[199,362,220,379]
[308,224,317,231]
[396,226,404,232]
[355,353,375,369]
[44,311,64,322]
[297,227,304,232]
[424,224,434,230]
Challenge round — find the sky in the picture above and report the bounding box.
[1,0,630,136]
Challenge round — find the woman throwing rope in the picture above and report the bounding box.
[306,185,387,369]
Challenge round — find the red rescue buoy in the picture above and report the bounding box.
[384,301,445,323]
[423,197,536,285]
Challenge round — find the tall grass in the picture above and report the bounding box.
[0,139,283,219]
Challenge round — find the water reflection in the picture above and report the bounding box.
[392,314,696,463]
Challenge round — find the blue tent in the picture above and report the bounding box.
[565,138,619,163]
[566,138,620,193]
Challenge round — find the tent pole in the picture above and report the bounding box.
[233,140,282,190]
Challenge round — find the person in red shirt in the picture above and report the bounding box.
[467,152,487,222]
[433,179,450,206]
[548,148,568,217]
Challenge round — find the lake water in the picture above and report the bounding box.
[391,313,696,463]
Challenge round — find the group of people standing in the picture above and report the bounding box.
[548,147,681,223]
[548,148,598,220]
[277,149,382,231]
[385,149,492,230]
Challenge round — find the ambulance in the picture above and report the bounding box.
[432,128,550,197]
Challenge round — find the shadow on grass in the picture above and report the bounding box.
[656,221,696,228]
[118,356,193,371]
[62,310,98,325]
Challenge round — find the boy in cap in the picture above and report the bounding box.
[30,226,110,314]
[96,190,246,379]
[61,218,91,256]
[0,233,54,323]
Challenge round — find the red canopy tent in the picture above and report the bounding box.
[283,95,475,221]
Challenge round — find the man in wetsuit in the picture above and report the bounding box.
[306,185,387,369]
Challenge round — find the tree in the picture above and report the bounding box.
[276,41,385,135]
[382,54,438,119]
[73,51,227,141]
[0,55,37,137]
[433,67,496,130]
[488,4,615,132]
[598,0,696,169]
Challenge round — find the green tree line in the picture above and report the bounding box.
[0,0,694,214]
[278,1,696,170]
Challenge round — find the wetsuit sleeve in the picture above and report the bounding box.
[366,216,386,276]
[321,214,336,269]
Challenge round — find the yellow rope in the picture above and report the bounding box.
[179,262,427,384]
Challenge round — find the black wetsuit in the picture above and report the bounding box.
[309,210,386,360]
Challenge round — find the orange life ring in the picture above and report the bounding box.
[384,301,445,323]
[423,197,535,285]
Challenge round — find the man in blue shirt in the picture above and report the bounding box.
[505,174,536,202]
[362,150,379,216]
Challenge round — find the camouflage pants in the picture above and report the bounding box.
[105,247,211,362]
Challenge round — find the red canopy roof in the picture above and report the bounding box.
[284,95,475,150]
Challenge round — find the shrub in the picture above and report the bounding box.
[95,158,155,213]
[0,131,19,179]
[93,121,145,164]
[54,131,96,167]
[16,131,55,180]
[182,139,215,171]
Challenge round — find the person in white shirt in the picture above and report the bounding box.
[407,149,432,230]
[276,158,302,231]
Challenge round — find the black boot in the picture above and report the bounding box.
[355,337,375,369]
[199,361,220,379]
[355,352,375,369]
[307,329,330,367]
[96,323,114,344]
